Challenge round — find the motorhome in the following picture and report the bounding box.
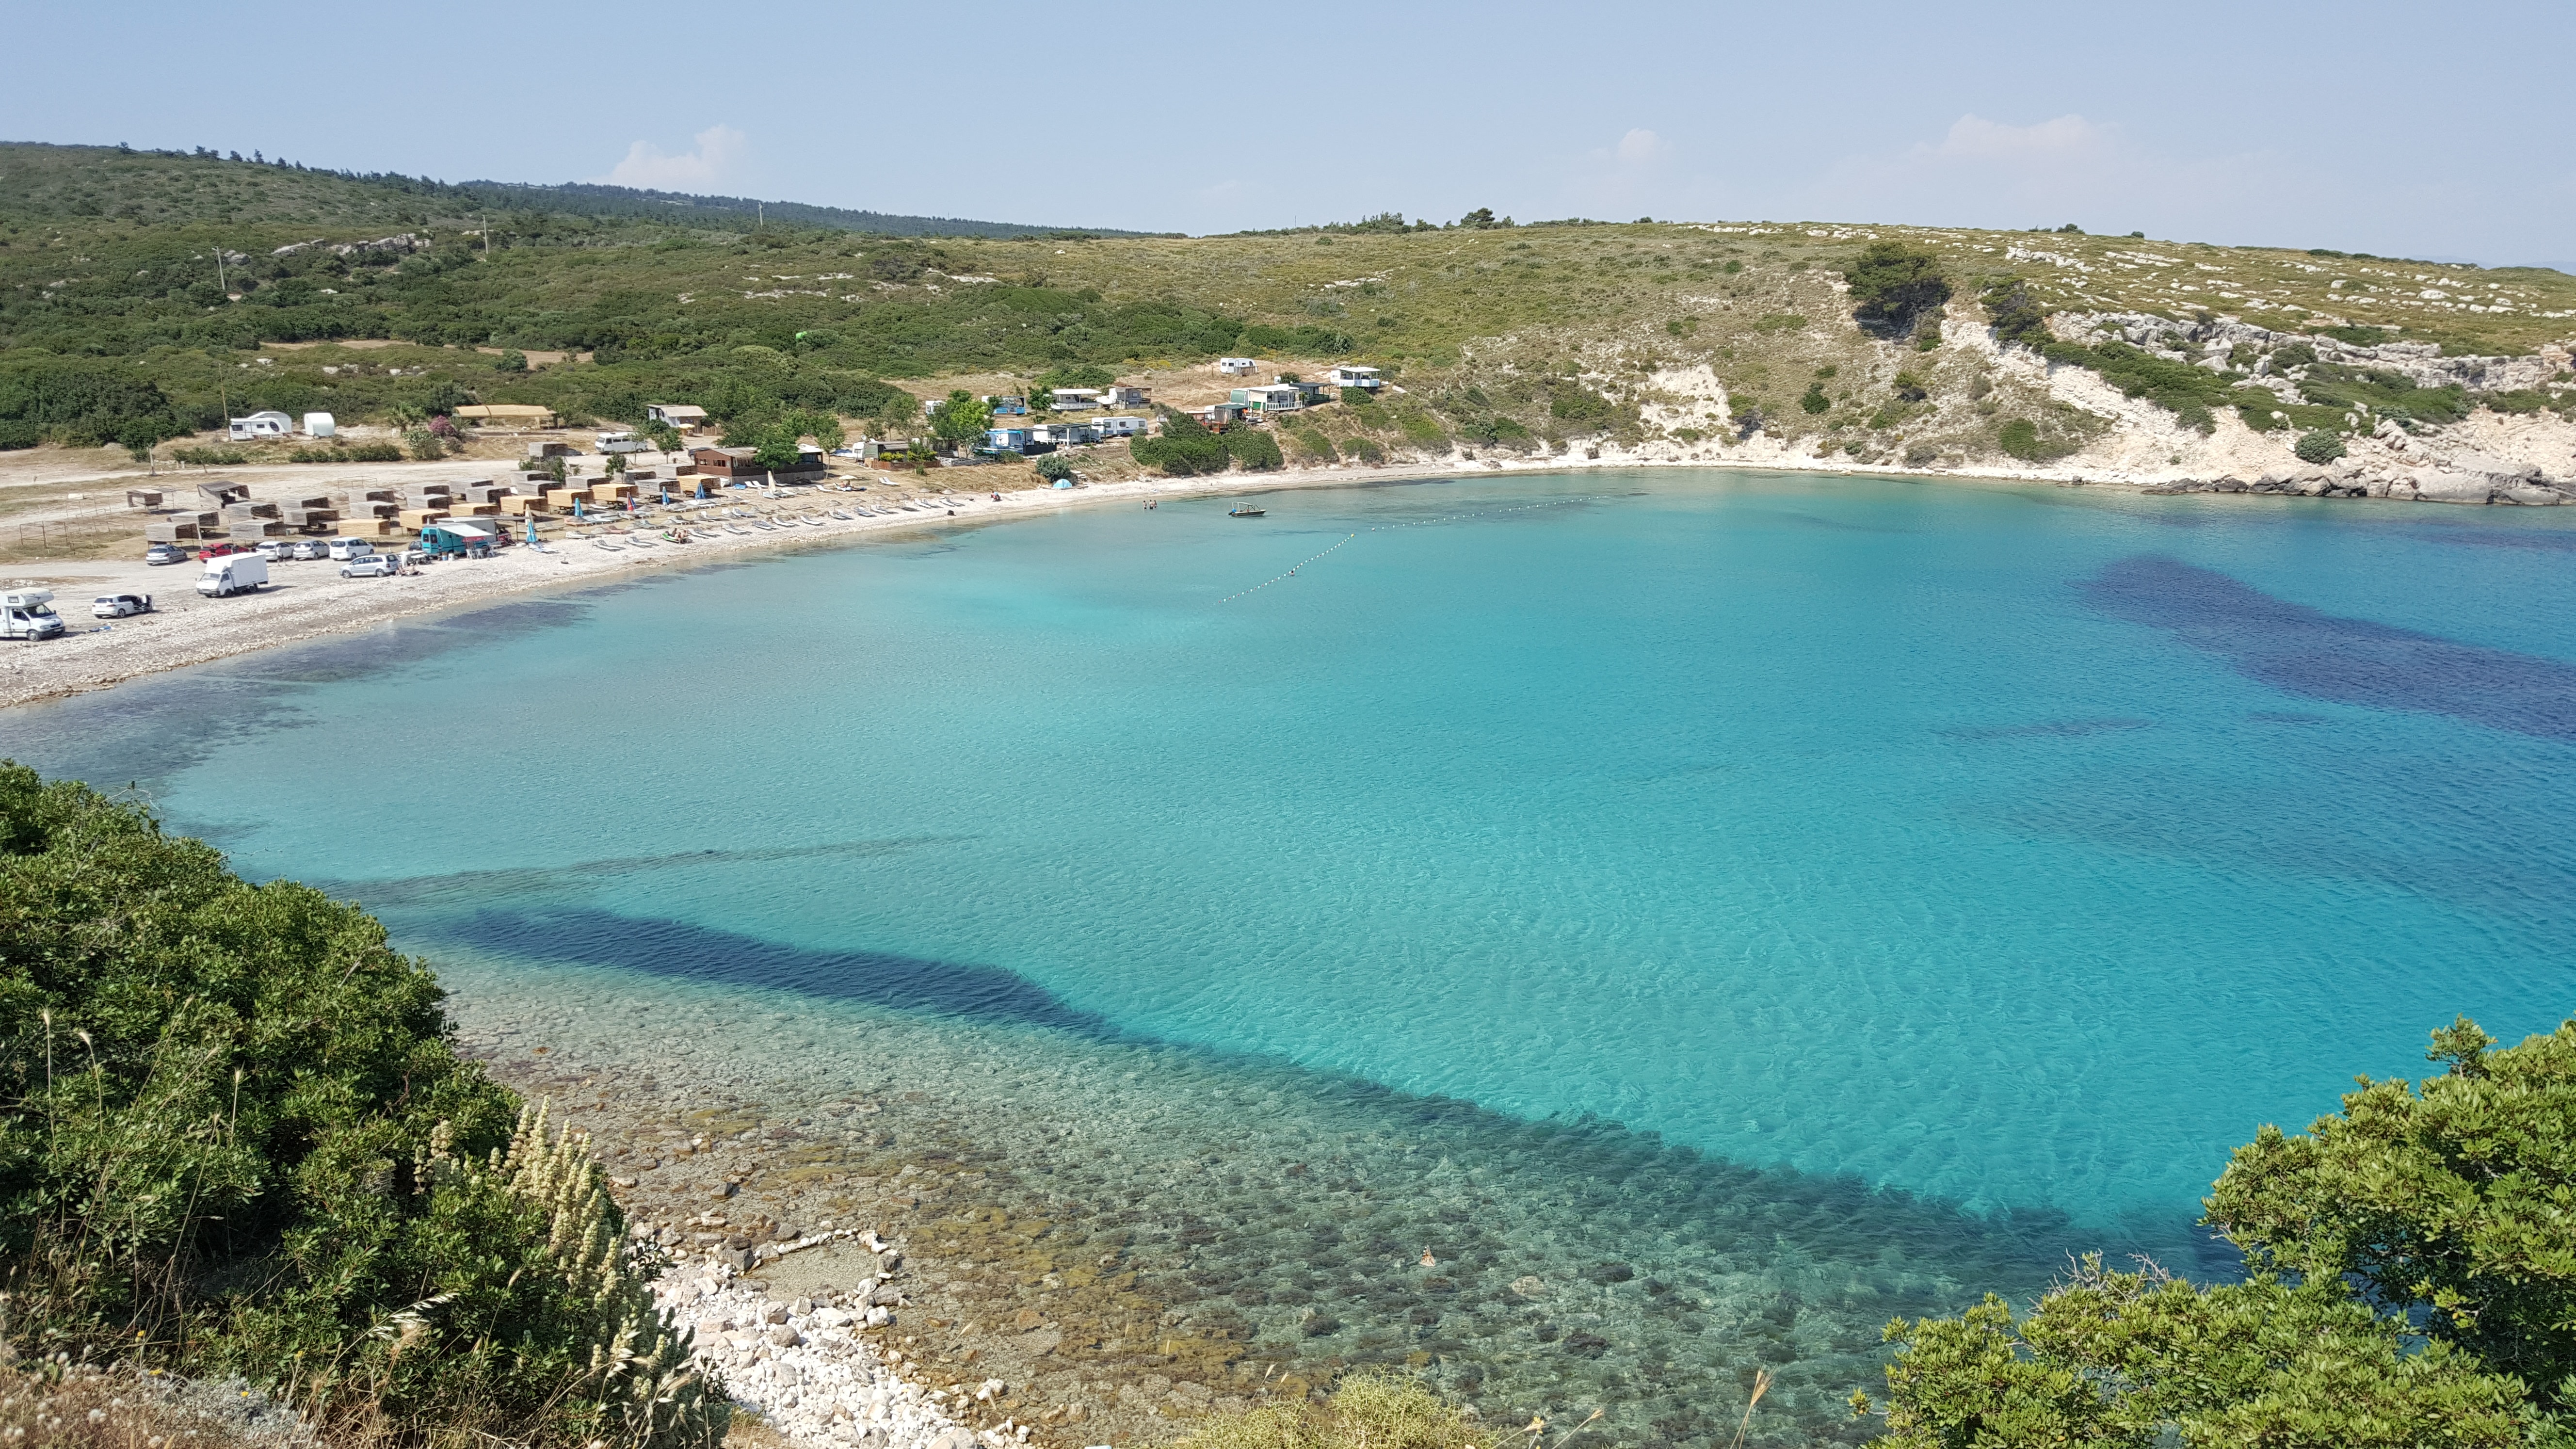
[196,555,270,597]
[596,431,648,453]
[1,588,65,640]
[227,411,293,441]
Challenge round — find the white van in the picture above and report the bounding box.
[197,556,270,597]
[327,537,376,561]
[596,431,647,453]
[1,588,65,640]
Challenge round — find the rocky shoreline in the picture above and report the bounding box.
[474,1046,1277,1449]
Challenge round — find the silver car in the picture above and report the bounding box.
[340,554,400,579]
[291,538,331,560]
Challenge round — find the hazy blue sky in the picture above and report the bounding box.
[10,0,2571,269]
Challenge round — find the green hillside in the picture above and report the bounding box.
[0,142,1134,238]
[2,141,2571,468]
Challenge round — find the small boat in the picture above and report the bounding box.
[830,510,853,521]
[595,540,624,552]
[1229,505,1267,517]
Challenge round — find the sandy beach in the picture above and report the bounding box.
[0,448,1962,712]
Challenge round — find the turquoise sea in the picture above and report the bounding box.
[9,468,2574,1442]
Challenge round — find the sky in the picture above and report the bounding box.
[9,0,2573,272]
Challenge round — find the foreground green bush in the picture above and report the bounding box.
[1866,1016,2576,1447]
[0,764,721,1448]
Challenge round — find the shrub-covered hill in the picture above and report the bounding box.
[2,143,2571,477]
[0,142,1129,238]
[0,762,720,1448]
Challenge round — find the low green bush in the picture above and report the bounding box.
[1800,383,1831,415]
[1032,452,1075,482]
[1997,418,2075,462]
[2479,389,2554,415]
[1397,412,1448,450]
[1130,413,1231,475]
[0,421,40,450]
[2297,363,2468,426]
[2295,430,2348,464]
[169,445,249,465]
[1225,427,1284,471]
[1980,278,2054,350]
[1286,426,1337,464]
[0,765,722,1449]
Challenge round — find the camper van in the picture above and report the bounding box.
[196,555,270,597]
[596,431,647,454]
[1,589,65,641]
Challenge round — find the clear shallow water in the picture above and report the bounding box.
[10,469,2576,1440]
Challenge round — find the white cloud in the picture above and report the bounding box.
[1796,113,2322,239]
[594,125,748,191]
[1927,113,2107,163]
[1569,127,1681,212]
[1613,127,1671,168]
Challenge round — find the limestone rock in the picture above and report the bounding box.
[2409,469,2494,504]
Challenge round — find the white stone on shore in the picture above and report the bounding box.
[654,1265,1026,1449]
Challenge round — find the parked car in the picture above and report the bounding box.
[91,593,152,618]
[327,537,375,561]
[195,541,247,561]
[255,539,290,562]
[290,538,331,561]
[145,542,189,566]
[340,554,399,579]
[197,556,269,597]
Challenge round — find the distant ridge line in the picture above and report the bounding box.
[0,141,1159,239]
[442,178,1161,240]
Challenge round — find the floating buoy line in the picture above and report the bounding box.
[1216,496,1599,604]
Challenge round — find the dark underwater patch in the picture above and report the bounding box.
[2080,556,2576,741]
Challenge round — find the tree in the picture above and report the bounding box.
[496,349,528,372]
[1868,1015,2576,1445]
[1033,452,1075,482]
[932,388,991,450]
[750,424,803,472]
[1843,242,1951,339]
[873,391,922,438]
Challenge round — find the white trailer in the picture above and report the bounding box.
[302,412,338,437]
